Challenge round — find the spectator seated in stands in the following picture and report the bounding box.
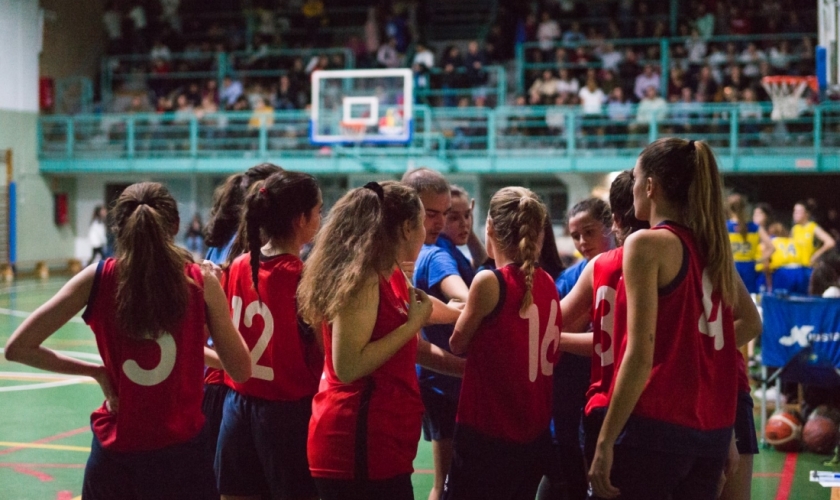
[629,85,667,140]
[465,41,488,88]
[219,76,244,110]
[529,70,560,105]
[556,68,580,97]
[633,64,660,101]
[606,87,632,148]
[377,37,400,68]
[248,96,274,130]
[273,75,299,111]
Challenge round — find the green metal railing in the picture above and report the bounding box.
[515,33,816,96]
[38,103,840,170]
[416,66,507,107]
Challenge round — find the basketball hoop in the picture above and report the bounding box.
[340,121,367,143]
[761,76,818,121]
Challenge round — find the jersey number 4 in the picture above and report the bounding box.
[521,299,561,382]
[698,270,724,350]
[232,296,275,381]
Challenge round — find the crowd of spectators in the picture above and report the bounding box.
[88,0,834,151]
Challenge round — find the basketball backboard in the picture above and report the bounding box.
[310,68,414,145]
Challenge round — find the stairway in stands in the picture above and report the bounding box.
[422,0,496,42]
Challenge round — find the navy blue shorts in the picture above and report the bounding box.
[215,389,316,498]
[82,426,217,500]
[734,391,759,455]
[591,445,726,500]
[201,382,230,461]
[314,474,414,500]
[442,424,553,500]
[420,387,458,441]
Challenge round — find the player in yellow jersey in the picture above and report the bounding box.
[767,221,810,294]
[727,195,773,293]
[792,201,835,267]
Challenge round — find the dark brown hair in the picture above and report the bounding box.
[204,163,283,247]
[243,171,320,299]
[110,182,188,340]
[401,167,450,196]
[639,138,736,305]
[609,169,648,245]
[567,197,612,229]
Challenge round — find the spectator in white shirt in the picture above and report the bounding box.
[150,39,171,62]
[685,29,707,66]
[633,64,660,100]
[599,43,623,72]
[556,68,580,96]
[740,43,767,79]
[377,38,400,68]
[413,42,435,69]
[537,12,561,53]
[219,76,244,109]
[629,85,667,139]
[578,77,606,116]
[769,40,793,72]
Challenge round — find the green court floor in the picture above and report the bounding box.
[0,279,833,499]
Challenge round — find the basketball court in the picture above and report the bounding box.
[0,278,832,499]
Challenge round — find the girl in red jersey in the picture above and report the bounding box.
[300,181,463,500]
[443,187,561,500]
[4,182,251,500]
[214,171,323,500]
[202,162,282,463]
[588,139,762,500]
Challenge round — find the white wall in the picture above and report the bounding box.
[0,0,41,112]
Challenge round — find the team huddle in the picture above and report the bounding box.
[4,137,763,500]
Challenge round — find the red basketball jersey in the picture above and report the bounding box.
[609,223,739,434]
[84,259,206,452]
[456,265,561,443]
[585,248,627,416]
[308,270,424,480]
[224,253,321,401]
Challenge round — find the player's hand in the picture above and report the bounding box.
[718,431,740,497]
[93,366,119,414]
[447,299,466,311]
[589,441,620,499]
[200,260,223,280]
[407,286,433,330]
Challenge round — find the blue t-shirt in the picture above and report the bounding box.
[204,235,236,266]
[414,242,468,400]
[435,234,476,288]
[555,258,587,298]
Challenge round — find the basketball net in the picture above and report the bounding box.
[340,121,367,143]
[761,76,818,121]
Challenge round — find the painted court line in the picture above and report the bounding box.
[0,307,85,324]
[0,462,84,468]
[0,442,90,453]
[774,452,798,500]
[0,378,88,392]
[0,427,89,457]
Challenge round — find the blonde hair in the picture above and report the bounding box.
[488,187,547,314]
[727,193,749,238]
[639,138,736,305]
[298,181,422,324]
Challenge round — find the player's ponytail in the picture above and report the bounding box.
[691,140,736,305]
[639,138,736,305]
[488,187,548,314]
[242,171,321,302]
[111,182,189,340]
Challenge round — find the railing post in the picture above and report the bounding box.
[730,105,738,170]
[487,110,496,154]
[217,52,227,90]
[496,66,506,105]
[815,105,823,170]
[660,39,670,99]
[648,114,658,145]
[190,116,198,157]
[66,118,74,159]
[566,110,576,161]
[127,116,135,159]
[423,106,431,152]
[259,116,268,157]
[515,43,524,96]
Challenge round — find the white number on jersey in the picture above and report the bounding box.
[522,299,561,382]
[698,270,724,350]
[594,285,616,367]
[122,333,177,386]
[232,296,275,381]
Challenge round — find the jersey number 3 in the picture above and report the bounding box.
[232,296,275,381]
[521,300,561,382]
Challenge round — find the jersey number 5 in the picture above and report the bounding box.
[232,296,275,381]
[122,334,177,386]
[522,299,561,382]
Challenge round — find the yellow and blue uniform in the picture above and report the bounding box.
[728,220,762,293]
[769,236,811,295]
[792,221,817,267]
